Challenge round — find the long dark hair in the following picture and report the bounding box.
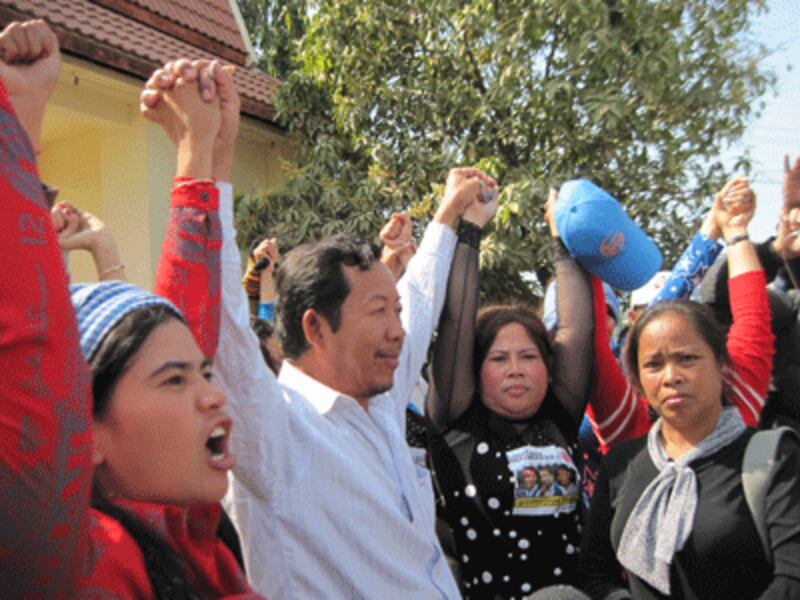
[89,304,200,599]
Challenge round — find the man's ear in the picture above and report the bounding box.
[301,308,328,351]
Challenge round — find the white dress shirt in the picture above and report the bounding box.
[216,183,461,599]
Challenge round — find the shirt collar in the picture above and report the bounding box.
[279,360,354,415]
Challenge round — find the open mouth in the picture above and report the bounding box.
[205,420,234,469]
[206,426,227,459]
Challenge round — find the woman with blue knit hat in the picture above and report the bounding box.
[0,20,260,598]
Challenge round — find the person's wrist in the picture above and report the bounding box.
[462,215,487,230]
[457,220,482,248]
[93,242,124,279]
[725,232,749,246]
[259,264,275,290]
[700,218,721,240]
[181,131,216,151]
[212,138,236,181]
[12,100,47,151]
[212,158,234,181]
[176,137,214,178]
[92,239,121,262]
[433,205,460,229]
[721,225,747,240]
[87,229,113,253]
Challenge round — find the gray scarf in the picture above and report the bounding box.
[616,407,745,594]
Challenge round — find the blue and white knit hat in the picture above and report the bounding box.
[70,281,181,361]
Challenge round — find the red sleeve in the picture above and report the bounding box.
[724,270,773,427]
[80,510,154,598]
[154,178,221,359]
[585,275,651,453]
[0,81,93,597]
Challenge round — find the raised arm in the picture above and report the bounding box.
[774,155,800,288]
[141,60,224,359]
[392,168,495,424]
[143,60,287,496]
[426,175,497,430]
[650,192,724,306]
[701,177,790,314]
[51,201,127,282]
[715,181,773,426]
[0,20,93,598]
[546,188,596,423]
[380,212,416,281]
[585,273,653,452]
[253,237,279,321]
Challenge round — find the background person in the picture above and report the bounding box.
[51,200,127,282]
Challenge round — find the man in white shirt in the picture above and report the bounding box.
[215,168,497,598]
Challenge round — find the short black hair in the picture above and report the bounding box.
[622,299,730,395]
[275,233,380,359]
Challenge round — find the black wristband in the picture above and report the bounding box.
[726,233,749,246]
[457,220,483,249]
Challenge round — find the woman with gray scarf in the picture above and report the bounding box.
[578,187,800,598]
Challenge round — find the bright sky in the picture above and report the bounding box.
[725,0,800,242]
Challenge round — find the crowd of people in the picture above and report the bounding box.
[1,18,799,600]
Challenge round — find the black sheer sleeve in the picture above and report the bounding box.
[426,221,481,432]
[551,239,595,423]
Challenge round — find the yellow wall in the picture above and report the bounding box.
[38,55,292,290]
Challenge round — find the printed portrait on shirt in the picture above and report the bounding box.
[507,446,580,516]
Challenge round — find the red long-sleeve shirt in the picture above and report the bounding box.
[154,176,221,359]
[586,270,774,453]
[0,81,93,598]
[0,81,256,598]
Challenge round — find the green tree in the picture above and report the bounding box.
[237,0,307,79]
[237,0,772,303]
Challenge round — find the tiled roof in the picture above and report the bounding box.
[0,0,280,124]
[128,0,246,55]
